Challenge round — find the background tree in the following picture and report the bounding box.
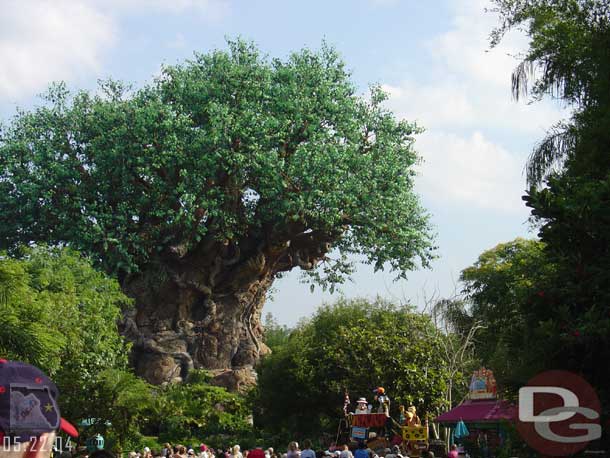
[254,297,449,440]
[262,312,292,351]
[491,0,610,425]
[0,246,131,422]
[90,368,155,453]
[426,297,482,409]
[0,40,434,386]
[155,369,252,447]
[459,238,555,391]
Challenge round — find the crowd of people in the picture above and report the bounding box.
[114,439,445,458]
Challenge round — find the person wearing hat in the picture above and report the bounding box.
[354,398,370,415]
[0,359,79,458]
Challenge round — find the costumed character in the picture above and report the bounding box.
[406,406,421,427]
[373,387,390,416]
[343,390,351,416]
[404,406,423,456]
[355,397,370,414]
[373,387,392,439]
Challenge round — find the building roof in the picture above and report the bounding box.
[435,399,516,424]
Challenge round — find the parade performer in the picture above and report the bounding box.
[355,397,370,414]
[373,387,390,416]
[406,406,421,426]
[343,390,351,416]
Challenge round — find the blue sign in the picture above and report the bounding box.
[351,426,369,440]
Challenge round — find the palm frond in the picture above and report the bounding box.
[512,59,535,101]
[526,122,577,186]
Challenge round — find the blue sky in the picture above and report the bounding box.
[0,0,565,325]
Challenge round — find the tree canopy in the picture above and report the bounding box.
[490,0,610,430]
[0,40,434,288]
[491,0,610,185]
[458,238,558,389]
[0,246,131,420]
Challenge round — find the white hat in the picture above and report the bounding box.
[357,397,368,404]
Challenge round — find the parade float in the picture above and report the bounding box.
[339,387,430,457]
[434,369,516,457]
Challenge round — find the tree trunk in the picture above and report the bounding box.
[119,250,274,390]
[118,225,331,389]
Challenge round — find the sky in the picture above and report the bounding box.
[0,0,566,325]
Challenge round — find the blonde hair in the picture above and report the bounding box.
[233,445,241,455]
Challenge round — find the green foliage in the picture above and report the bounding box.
[254,297,449,439]
[491,0,610,185]
[0,246,131,421]
[67,368,254,453]
[262,312,292,351]
[90,368,156,453]
[0,39,434,287]
[460,238,557,390]
[491,1,610,429]
[156,370,253,446]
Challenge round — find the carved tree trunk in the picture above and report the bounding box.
[119,229,330,389]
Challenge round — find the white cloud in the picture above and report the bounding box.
[0,0,116,100]
[0,0,229,102]
[431,0,522,88]
[416,131,527,213]
[383,81,476,129]
[382,79,560,134]
[380,0,565,214]
[381,0,564,133]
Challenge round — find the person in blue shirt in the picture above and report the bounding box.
[354,442,368,458]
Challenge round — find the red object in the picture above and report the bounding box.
[248,449,265,458]
[352,413,388,428]
[60,418,79,437]
[0,386,5,394]
[435,399,516,423]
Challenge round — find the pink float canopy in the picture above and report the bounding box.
[435,399,516,423]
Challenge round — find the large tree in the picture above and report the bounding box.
[491,0,610,427]
[0,40,434,385]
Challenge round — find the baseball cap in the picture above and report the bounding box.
[0,359,79,441]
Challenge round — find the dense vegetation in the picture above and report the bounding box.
[254,298,454,440]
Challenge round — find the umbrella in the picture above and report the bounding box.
[454,419,470,438]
